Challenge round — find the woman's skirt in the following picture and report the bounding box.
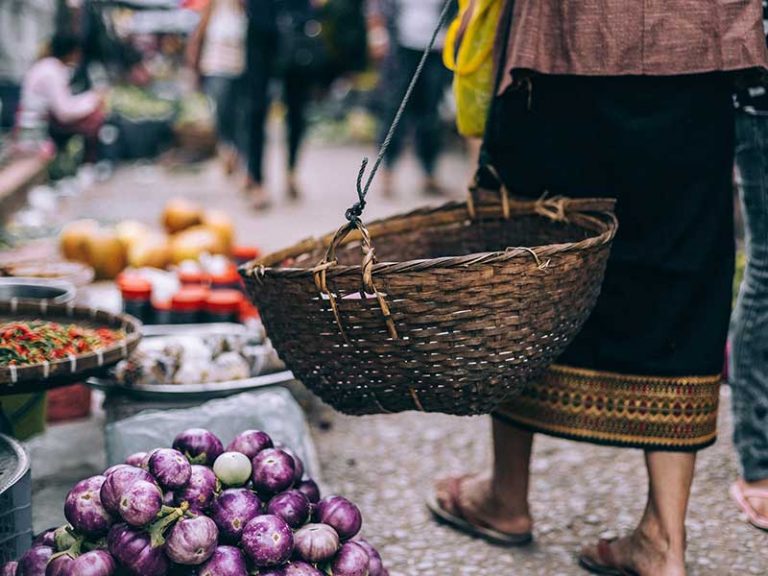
[487,73,735,451]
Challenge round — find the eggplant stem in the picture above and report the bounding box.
[51,534,84,560]
[148,502,189,548]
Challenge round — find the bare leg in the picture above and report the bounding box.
[435,417,533,535]
[581,451,693,576]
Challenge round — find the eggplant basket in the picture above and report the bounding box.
[240,188,617,416]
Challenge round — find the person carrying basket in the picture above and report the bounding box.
[429,0,768,574]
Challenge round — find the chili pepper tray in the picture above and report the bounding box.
[0,301,141,395]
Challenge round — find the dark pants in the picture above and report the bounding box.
[0,81,20,130]
[246,40,310,184]
[203,74,248,155]
[731,110,768,481]
[380,47,448,176]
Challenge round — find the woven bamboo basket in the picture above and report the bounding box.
[241,189,617,416]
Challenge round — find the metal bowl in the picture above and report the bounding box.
[0,278,75,304]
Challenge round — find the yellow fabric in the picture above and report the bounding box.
[443,0,502,137]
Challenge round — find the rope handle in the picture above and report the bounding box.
[312,219,398,343]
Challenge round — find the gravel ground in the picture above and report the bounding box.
[312,388,767,575]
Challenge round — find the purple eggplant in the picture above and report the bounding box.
[293,524,339,564]
[175,465,218,512]
[315,497,362,541]
[124,452,147,467]
[256,569,286,576]
[66,551,116,576]
[267,490,310,529]
[17,546,53,576]
[295,480,320,504]
[107,523,169,576]
[164,491,176,506]
[241,515,294,568]
[100,466,157,515]
[1,562,17,576]
[103,464,130,477]
[354,540,386,576]
[172,429,224,466]
[165,516,218,565]
[331,542,370,576]
[149,449,192,490]
[64,476,114,538]
[198,546,247,576]
[118,479,163,526]
[45,554,73,576]
[226,430,273,460]
[284,562,323,576]
[251,449,295,496]
[32,529,56,548]
[141,449,160,470]
[278,448,304,483]
[210,488,262,542]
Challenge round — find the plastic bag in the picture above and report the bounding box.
[104,388,321,482]
[443,0,502,137]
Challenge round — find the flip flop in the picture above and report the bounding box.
[730,480,768,531]
[426,475,533,547]
[578,538,639,576]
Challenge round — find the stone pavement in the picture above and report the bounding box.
[24,138,768,575]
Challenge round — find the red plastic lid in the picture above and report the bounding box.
[171,287,210,311]
[152,299,172,312]
[179,269,211,286]
[211,264,242,287]
[119,276,152,300]
[232,245,262,261]
[239,300,260,321]
[205,290,244,313]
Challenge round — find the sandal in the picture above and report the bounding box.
[730,480,768,531]
[578,538,639,576]
[426,475,533,547]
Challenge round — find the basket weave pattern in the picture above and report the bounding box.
[242,195,617,416]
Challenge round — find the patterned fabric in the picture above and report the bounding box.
[735,1,768,113]
[497,0,768,92]
[495,365,722,451]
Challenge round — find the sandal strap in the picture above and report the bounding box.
[597,538,618,567]
[441,475,497,532]
[741,486,768,499]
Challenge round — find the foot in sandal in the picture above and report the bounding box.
[731,478,768,531]
[245,182,271,211]
[427,474,533,546]
[579,529,686,576]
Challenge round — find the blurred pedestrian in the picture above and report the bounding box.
[17,32,105,161]
[730,2,768,533]
[368,0,453,197]
[427,0,768,574]
[187,0,248,176]
[244,0,320,209]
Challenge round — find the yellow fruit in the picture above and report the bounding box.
[83,228,127,280]
[162,197,202,234]
[59,219,100,263]
[202,210,235,253]
[115,220,151,251]
[127,233,170,269]
[170,226,226,264]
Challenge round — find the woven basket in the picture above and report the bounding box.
[241,190,617,416]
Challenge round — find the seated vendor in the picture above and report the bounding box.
[16,33,105,161]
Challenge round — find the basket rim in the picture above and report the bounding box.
[0,301,142,386]
[242,196,618,280]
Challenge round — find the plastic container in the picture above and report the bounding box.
[119,275,153,324]
[210,264,242,291]
[46,383,92,423]
[170,287,210,324]
[152,299,172,325]
[205,290,244,323]
[0,393,46,441]
[0,434,32,564]
[178,269,211,287]
[232,246,261,267]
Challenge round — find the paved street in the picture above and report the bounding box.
[23,135,768,575]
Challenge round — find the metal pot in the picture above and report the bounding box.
[0,278,75,305]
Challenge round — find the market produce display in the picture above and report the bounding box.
[58,198,236,279]
[0,321,124,367]
[113,333,283,387]
[0,428,389,576]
